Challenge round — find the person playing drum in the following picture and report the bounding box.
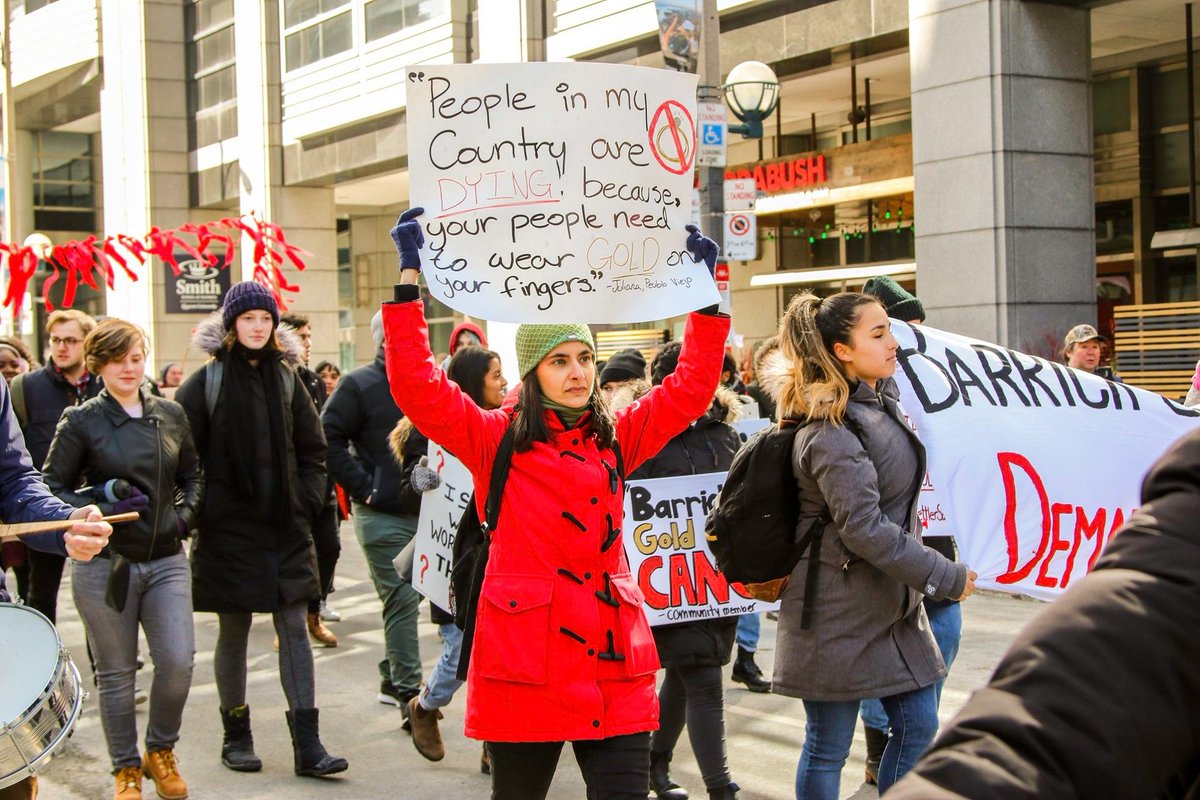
[42,320,201,800]
[0,356,111,799]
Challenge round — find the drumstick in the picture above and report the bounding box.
[0,511,140,539]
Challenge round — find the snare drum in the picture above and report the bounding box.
[0,603,84,789]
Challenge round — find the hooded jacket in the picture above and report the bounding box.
[382,297,729,743]
[623,381,742,668]
[175,312,326,613]
[43,389,203,563]
[759,353,967,701]
[448,321,487,355]
[890,427,1200,800]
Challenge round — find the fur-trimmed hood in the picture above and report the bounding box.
[609,379,742,426]
[190,310,304,367]
[757,349,900,420]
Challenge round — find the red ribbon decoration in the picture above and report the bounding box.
[0,213,308,318]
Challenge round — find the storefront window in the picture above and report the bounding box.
[365,0,448,42]
[1092,75,1131,135]
[1095,200,1134,255]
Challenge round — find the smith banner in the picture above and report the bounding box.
[892,322,1200,601]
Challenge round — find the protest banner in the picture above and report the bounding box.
[891,321,1200,601]
[413,442,474,611]
[623,472,779,625]
[405,62,720,323]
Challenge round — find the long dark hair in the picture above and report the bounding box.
[512,377,615,452]
[447,347,501,409]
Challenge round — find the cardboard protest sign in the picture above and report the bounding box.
[413,442,474,611]
[892,321,1200,601]
[405,62,720,323]
[623,472,779,625]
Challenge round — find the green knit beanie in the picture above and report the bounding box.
[515,323,596,378]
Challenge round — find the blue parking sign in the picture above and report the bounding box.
[702,123,724,146]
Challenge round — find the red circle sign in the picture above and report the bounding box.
[648,101,696,175]
[728,214,751,236]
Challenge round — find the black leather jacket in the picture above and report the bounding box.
[42,389,204,562]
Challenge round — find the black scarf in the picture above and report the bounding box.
[221,342,292,523]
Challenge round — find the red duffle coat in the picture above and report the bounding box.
[383,299,729,742]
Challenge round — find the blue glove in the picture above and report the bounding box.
[112,485,149,516]
[390,207,426,271]
[685,224,719,277]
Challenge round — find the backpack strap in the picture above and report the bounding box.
[481,422,517,535]
[204,360,223,418]
[9,372,27,428]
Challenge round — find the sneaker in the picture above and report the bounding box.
[318,600,341,622]
[142,748,188,800]
[377,680,405,708]
[114,765,142,800]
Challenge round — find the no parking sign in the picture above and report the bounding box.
[725,212,756,260]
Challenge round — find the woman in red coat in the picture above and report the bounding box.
[383,209,729,799]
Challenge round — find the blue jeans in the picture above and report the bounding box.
[797,684,938,799]
[71,552,195,769]
[419,622,464,710]
[735,612,760,652]
[861,600,963,730]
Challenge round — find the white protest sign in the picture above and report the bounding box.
[406,63,720,323]
[891,321,1200,601]
[732,415,769,442]
[724,212,756,260]
[623,472,779,626]
[413,441,474,611]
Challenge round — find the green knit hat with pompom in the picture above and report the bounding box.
[515,323,595,378]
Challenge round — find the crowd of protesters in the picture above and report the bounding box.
[1,208,1194,800]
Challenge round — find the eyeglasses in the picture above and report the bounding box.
[49,336,81,347]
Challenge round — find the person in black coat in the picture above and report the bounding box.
[175,281,347,779]
[622,340,743,800]
[889,425,1200,799]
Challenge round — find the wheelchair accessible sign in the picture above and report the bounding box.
[697,101,726,167]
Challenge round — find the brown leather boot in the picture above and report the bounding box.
[480,742,491,775]
[307,612,338,647]
[142,748,188,800]
[406,696,445,761]
[114,766,142,800]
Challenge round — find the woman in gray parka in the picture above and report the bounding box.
[760,291,977,799]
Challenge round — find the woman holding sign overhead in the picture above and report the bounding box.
[382,208,729,800]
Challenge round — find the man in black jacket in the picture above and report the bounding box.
[9,308,101,622]
[890,425,1200,799]
[282,312,340,646]
[320,311,423,725]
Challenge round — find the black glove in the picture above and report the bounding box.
[685,224,719,277]
[390,207,426,272]
[111,485,149,515]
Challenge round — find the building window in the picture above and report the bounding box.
[283,0,352,70]
[186,0,237,149]
[33,131,96,232]
[1092,75,1131,135]
[23,0,63,11]
[365,0,448,42]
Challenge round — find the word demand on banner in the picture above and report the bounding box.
[890,321,1200,602]
[406,62,719,323]
[624,472,778,624]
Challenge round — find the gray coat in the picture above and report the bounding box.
[772,377,967,702]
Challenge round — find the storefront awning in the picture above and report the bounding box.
[749,262,916,287]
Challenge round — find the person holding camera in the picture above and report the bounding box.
[42,319,203,800]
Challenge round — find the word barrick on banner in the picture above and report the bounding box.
[405,61,719,323]
[890,320,1200,603]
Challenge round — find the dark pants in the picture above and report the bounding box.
[25,549,66,623]
[653,664,732,790]
[489,732,650,800]
[307,502,341,614]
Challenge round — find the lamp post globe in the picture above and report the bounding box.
[722,60,780,138]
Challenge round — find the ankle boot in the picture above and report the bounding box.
[707,781,739,799]
[864,726,888,785]
[306,612,338,647]
[649,749,689,799]
[731,647,771,693]
[220,705,262,772]
[286,708,349,777]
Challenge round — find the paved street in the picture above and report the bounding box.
[34,522,1045,799]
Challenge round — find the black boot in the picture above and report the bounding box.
[286,708,349,777]
[731,647,771,693]
[220,705,263,772]
[708,781,740,799]
[864,726,888,785]
[649,749,689,799]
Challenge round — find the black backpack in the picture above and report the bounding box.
[705,417,862,627]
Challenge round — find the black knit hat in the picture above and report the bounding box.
[861,276,925,323]
[599,348,647,385]
[221,281,279,331]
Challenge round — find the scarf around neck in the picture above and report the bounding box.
[541,393,588,428]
